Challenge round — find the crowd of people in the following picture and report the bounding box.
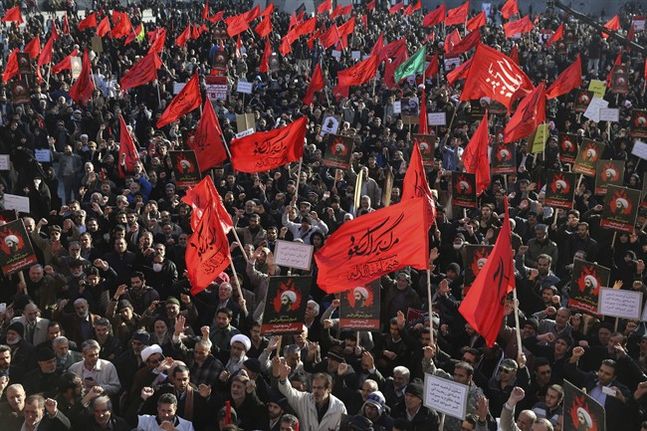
[0,0,647,430]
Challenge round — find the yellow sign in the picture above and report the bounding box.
[588,79,606,98]
[530,123,548,154]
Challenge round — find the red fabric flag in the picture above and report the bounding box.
[125,23,144,45]
[380,38,407,63]
[501,0,519,19]
[24,36,41,59]
[337,55,379,88]
[52,48,79,74]
[384,42,408,88]
[1,49,19,83]
[367,0,376,11]
[279,35,292,56]
[190,24,202,40]
[111,11,133,39]
[546,55,582,99]
[602,14,620,38]
[459,197,515,347]
[462,110,490,195]
[1,6,23,24]
[606,49,623,87]
[447,56,472,85]
[69,50,95,105]
[230,117,306,173]
[546,23,564,47]
[148,28,166,54]
[176,24,192,47]
[419,88,428,134]
[260,37,271,73]
[314,198,430,294]
[423,4,445,27]
[62,14,70,34]
[225,12,250,37]
[303,63,324,105]
[503,82,546,143]
[460,44,533,110]
[78,12,98,30]
[644,58,647,83]
[185,203,231,295]
[446,28,480,57]
[628,22,636,42]
[156,72,202,128]
[187,100,227,172]
[337,17,355,38]
[182,176,233,232]
[245,5,260,23]
[117,113,140,176]
[509,44,519,63]
[445,1,469,26]
[339,4,352,16]
[402,143,436,226]
[405,1,421,15]
[208,10,225,23]
[255,16,272,38]
[201,0,210,20]
[467,11,486,31]
[38,30,56,68]
[360,15,367,28]
[261,3,274,17]
[504,15,534,38]
[370,33,384,56]
[120,52,162,90]
[319,25,340,49]
[425,53,439,78]
[317,0,332,15]
[97,16,111,37]
[444,29,462,54]
[389,2,404,15]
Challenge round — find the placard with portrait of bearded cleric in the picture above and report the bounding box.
[568,259,610,315]
[562,379,606,431]
[573,139,604,177]
[452,172,478,209]
[600,185,640,233]
[0,219,37,276]
[490,141,517,175]
[594,160,625,195]
[339,280,381,330]
[463,245,494,286]
[558,133,579,164]
[544,170,576,210]
[261,276,311,336]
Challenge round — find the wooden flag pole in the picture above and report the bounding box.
[426,267,434,347]
[294,157,304,202]
[512,287,523,358]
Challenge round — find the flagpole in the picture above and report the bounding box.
[156,81,161,105]
[231,228,250,264]
[228,256,245,307]
[512,287,523,358]
[426,266,434,347]
[293,157,303,202]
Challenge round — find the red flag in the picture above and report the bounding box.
[504,15,534,38]
[24,36,41,59]
[62,14,70,34]
[69,50,95,105]
[78,12,98,30]
[260,37,271,73]
[188,100,227,172]
[446,29,480,57]
[404,1,421,15]
[367,0,376,11]
[644,58,647,83]
[182,176,233,232]
[314,198,429,294]
[444,29,462,54]
[279,35,293,56]
[337,55,379,88]
[602,15,620,38]
[445,1,469,26]
[370,33,384,56]
[466,11,486,31]
[462,110,490,195]
[261,3,274,17]
[117,113,140,176]
[606,49,623,87]
[425,53,439,78]
[509,44,519,63]
[459,197,515,347]
[201,0,210,20]
[402,143,436,226]
[148,28,166,54]
[1,6,23,24]
[185,203,231,295]
[245,5,260,22]
[176,24,192,47]
[111,11,133,39]
[303,63,324,105]
[337,17,355,38]
[423,4,445,27]
[319,25,340,49]
[225,12,250,37]
[628,22,636,42]
[501,0,519,19]
[460,44,533,110]
[546,23,564,47]
[1,49,19,83]
[255,16,272,38]
[503,82,546,143]
[447,57,472,85]
[52,48,79,74]
[546,55,581,99]
[38,31,56,68]
[230,117,306,173]
[156,72,202,128]
[206,10,224,23]
[97,16,111,37]
[120,52,162,90]
[384,42,408,88]
[339,4,352,16]
[419,88,428,134]
[389,2,404,14]
[317,0,332,15]
[125,23,144,45]
[379,37,407,63]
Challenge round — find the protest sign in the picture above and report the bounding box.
[274,240,314,271]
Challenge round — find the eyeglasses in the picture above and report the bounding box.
[500,368,515,373]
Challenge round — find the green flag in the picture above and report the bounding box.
[394,46,426,82]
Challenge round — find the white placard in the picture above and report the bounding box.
[351,50,361,60]
[444,57,461,70]
[4,193,30,214]
[599,108,619,122]
[235,128,255,139]
[173,82,186,95]
[424,374,469,420]
[274,240,314,271]
[34,149,52,163]
[583,97,609,123]
[632,140,647,160]
[236,80,253,94]
[632,18,645,31]
[598,287,643,320]
[331,50,342,60]
[206,84,228,101]
[393,101,402,114]
[428,112,447,126]
[0,155,9,171]
[320,116,340,136]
